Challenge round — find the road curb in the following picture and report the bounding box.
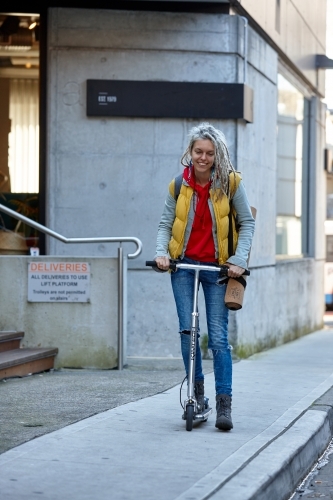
[212,387,333,500]
[310,385,333,434]
[175,387,333,500]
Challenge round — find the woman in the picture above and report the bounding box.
[155,122,255,431]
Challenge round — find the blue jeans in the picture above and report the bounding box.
[171,257,232,397]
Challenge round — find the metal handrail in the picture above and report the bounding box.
[0,203,142,258]
[0,203,143,370]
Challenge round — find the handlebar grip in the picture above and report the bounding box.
[219,266,250,277]
[145,261,157,267]
[145,260,168,273]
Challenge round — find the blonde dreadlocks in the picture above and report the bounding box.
[180,122,236,199]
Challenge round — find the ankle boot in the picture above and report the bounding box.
[194,380,205,413]
[215,394,233,430]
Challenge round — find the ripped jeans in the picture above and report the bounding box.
[171,257,232,397]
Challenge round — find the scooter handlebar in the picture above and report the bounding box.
[145,261,250,276]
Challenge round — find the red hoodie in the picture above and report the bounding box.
[183,166,216,262]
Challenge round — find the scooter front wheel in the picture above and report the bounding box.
[186,404,194,431]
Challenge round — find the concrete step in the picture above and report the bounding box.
[0,347,59,380]
[0,330,24,352]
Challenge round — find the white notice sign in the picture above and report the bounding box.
[28,262,90,303]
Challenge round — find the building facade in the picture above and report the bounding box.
[0,0,328,360]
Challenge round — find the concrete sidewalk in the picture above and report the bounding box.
[1,327,333,500]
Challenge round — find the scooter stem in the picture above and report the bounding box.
[187,269,200,401]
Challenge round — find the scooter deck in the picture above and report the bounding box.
[182,406,213,422]
[194,407,213,421]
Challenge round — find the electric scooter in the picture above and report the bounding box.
[146,259,249,431]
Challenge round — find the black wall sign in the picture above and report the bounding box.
[86,80,253,123]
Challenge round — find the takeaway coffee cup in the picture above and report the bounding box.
[224,277,247,310]
[225,206,256,310]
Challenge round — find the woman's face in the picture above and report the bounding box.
[191,139,215,176]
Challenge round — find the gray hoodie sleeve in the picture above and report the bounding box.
[155,192,176,257]
[226,181,255,270]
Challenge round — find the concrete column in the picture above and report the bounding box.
[308,96,326,260]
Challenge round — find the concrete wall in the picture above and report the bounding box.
[0,256,119,369]
[45,8,325,359]
[46,8,248,261]
[234,258,324,357]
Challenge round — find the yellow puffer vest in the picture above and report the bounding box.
[168,172,242,264]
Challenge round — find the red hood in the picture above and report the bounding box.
[183,165,212,191]
[183,165,196,189]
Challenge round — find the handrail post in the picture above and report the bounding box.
[118,245,124,370]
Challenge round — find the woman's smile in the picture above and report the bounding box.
[191,139,215,177]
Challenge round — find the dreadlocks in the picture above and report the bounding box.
[180,122,236,199]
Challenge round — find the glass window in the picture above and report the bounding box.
[276,74,307,257]
[0,13,40,255]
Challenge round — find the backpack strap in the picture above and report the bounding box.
[169,173,183,201]
[174,173,183,201]
[227,171,242,257]
[228,210,234,258]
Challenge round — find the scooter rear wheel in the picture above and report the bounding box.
[186,404,194,431]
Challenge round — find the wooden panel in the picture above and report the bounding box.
[0,339,21,352]
[0,330,24,341]
[0,356,56,380]
[0,348,59,369]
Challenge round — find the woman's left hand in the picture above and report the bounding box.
[226,264,245,278]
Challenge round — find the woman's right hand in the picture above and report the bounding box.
[155,256,170,271]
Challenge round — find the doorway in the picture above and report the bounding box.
[0,12,40,254]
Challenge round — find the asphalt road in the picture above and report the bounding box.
[290,437,333,500]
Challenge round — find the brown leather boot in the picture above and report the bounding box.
[215,394,233,430]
